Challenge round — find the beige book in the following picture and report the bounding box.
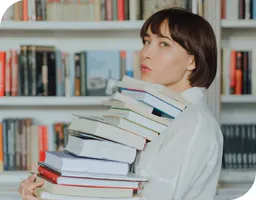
[103,115,159,141]
[129,0,140,20]
[94,0,101,21]
[30,125,39,172]
[35,188,141,200]
[36,176,134,198]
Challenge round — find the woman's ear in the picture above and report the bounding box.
[187,55,196,71]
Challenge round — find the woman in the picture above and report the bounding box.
[19,7,223,200]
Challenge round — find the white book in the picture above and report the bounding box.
[121,89,182,118]
[68,115,146,150]
[121,75,190,106]
[52,176,140,189]
[108,108,168,133]
[225,0,239,20]
[117,82,187,111]
[102,115,159,141]
[43,151,130,176]
[36,176,134,198]
[104,93,171,126]
[109,91,154,113]
[39,162,149,182]
[64,135,136,164]
[35,188,141,200]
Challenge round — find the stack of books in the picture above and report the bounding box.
[34,76,190,200]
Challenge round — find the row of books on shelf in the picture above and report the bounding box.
[0,46,140,97]
[221,48,255,95]
[221,0,256,20]
[221,124,256,170]
[15,76,188,199]
[0,119,69,171]
[3,0,193,22]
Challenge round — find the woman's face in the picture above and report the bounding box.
[139,21,195,92]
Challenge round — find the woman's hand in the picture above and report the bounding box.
[19,173,44,200]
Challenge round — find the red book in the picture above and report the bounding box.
[117,0,125,21]
[38,166,59,183]
[0,52,6,96]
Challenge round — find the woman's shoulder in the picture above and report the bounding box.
[172,100,223,144]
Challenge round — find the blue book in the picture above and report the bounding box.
[86,50,121,96]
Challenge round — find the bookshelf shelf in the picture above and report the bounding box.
[221,19,256,28]
[221,95,256,103]
[0,21,145,31]
[0,171,29,183]
[219,169,256,184]
[0,97,109,106]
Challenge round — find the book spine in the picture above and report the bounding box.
[0,52,6,96]
[38,166,59,183]
[5,50,12,97]
[74,52,81,96]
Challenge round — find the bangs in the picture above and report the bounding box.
[139,8,192,54]
[140,11,169,39]
[140,10,171,39]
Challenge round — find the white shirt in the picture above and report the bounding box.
[134,87,224,200]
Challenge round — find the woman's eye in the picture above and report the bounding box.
[143,40,150,45]
[160,42,169,47]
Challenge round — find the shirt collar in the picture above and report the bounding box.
[181,87,206,104]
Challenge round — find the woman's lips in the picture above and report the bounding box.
[141,64,152,73]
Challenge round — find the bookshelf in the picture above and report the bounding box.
[0,96,109,106]
[219,2,256,200]
[221,19,256,28]
[0,0,250,200]
[221,95,256,103]
[0,21,145,31]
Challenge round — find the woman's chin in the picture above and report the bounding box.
[141,74,158,84]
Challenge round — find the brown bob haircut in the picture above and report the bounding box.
[140,7,217,89]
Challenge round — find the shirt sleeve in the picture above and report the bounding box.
[137,121,220,200]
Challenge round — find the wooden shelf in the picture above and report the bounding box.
[221,19,256,28]
[221,95,256,103]
[0,21,144,31]
[0,96,109,106]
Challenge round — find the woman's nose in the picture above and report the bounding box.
[140,46,153,60]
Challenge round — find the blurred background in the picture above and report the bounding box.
[0,0,255,199]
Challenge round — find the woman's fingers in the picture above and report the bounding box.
[28,174,37,183]
[27,181,44,193]
[21,192,39,200]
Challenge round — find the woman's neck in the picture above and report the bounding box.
[166,81,192,93]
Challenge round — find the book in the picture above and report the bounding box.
[108,108,168,133]
[36,175,134,198]
[64,135,137,164]
[39,161,149,182]
[120,75,190,106]
[121,89,182,118]
[38,166,141,189]
[43,151,130,176]
[34,188,141,200]
[106,92,171,126]
[68,115,146,150]
[104,91,154,113]
[102,115,158,141]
